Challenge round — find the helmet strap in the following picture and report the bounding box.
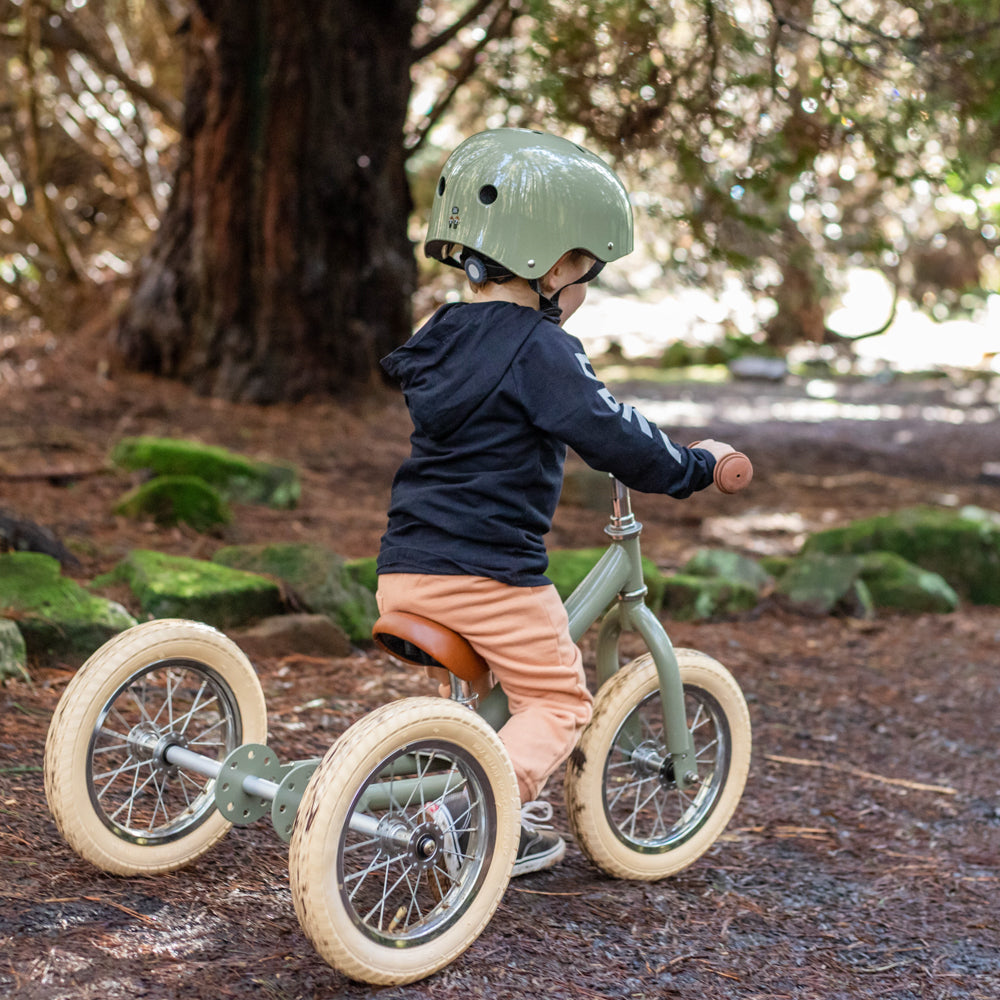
[530,259,604,324]
[529,279,564,323]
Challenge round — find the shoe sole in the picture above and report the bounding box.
[511,836,566,877]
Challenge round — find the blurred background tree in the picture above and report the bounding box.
[1,0,998,401]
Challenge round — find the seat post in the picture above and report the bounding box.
[449,673,479,709]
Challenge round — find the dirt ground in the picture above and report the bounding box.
[1,325,999,999]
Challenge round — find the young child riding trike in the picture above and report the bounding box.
[44,128,753,985]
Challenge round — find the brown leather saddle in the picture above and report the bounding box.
[371,611,490,685]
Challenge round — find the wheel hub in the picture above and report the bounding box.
[126,722,187,774]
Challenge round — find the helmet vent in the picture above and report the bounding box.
[478,184,498,205]
[438,176,447,196]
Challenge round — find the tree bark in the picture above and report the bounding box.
[113,0,418,403]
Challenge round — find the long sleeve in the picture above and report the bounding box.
[510,325,715,498]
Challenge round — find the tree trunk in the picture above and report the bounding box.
[113,0,418,403]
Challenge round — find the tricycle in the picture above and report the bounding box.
[44,451,753,984]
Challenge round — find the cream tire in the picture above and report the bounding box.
[44,619,267,875]
[289,697,519,985]
[565,650,750,880]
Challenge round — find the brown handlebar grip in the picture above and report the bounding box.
[713,451,753,494]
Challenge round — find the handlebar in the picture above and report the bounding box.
[713,451,753,493]
[689,442,753,494]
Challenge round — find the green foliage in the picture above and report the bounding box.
[4,0,999,362]
[481,0,1000,334]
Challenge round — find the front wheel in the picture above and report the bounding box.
[289,697,520,985]
[565,649,750,880]
[44,619,268,875]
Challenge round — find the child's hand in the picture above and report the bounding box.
[691,438,736,461]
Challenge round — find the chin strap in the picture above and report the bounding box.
[530,280,564,323]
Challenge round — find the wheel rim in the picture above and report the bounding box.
[337,739,499,947]
[86,659,242,844]
[602,684,731,852]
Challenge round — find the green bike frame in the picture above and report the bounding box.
[474,476,698,789]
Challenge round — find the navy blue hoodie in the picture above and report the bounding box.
[377,300,716,587]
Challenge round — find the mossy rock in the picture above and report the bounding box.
[776,550,957,616]
[857,551,959,614]
[0,619,29,682]
[661,574,761,621]
[345,556,379,597]
[212,543,377,643]
[0,552,137,661]
[802,506,1000,604]
[94,550,283,629]
[111,436,300,509]
[115,475,231,532]
[681,549,772,590]
[774,553,866,615]
[546,547,665,610]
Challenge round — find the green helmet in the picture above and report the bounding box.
[425,128,633,280]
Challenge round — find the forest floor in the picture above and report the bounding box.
[1,323,999,999]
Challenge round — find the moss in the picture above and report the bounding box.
[345,557,379,596]
[661,574,761,621]
[212,543,377,642]
[111,436,300,509]
[803,506,1000,604]
[0,552,136,660]
[114,475,231,532]
[96,550,282,629]
[857,551,959,614]
[681,549,772,590]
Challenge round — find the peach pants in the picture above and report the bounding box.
[376,573,593,803]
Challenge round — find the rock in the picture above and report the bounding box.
[344,556,378,597]
[802,506,1000,605]
[111,436,300,509]
[212,543,377,643]
[0,619,28,683]
[0,509,80,568]
[114,475,232,532]
[728,356,788,381]
[774,553,868,615]
[233,613,351,660]
[94,550,283,629]
[661,574,761,621]
[0,552,137,662]
[681,549,772,590]
[857,551,959,614]
[775,550,958,616]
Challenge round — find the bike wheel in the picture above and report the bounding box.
[44,619,267,875]
[289,697,520,985]
[565,649,750,880]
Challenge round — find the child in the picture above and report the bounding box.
[376,128,735,876]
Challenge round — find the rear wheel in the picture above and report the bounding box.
[290,697,520,985]
[565,650,750,880]
[44,619,267,875]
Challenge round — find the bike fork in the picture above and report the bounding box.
[596,601,699,790]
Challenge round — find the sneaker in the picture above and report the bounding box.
[512,800,565,877]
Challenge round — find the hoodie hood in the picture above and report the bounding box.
[382,301,546,439]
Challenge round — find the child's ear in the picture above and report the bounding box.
[541,252,575,292]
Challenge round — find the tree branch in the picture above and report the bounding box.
[411,0,499,64]
[407,1,517,155]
